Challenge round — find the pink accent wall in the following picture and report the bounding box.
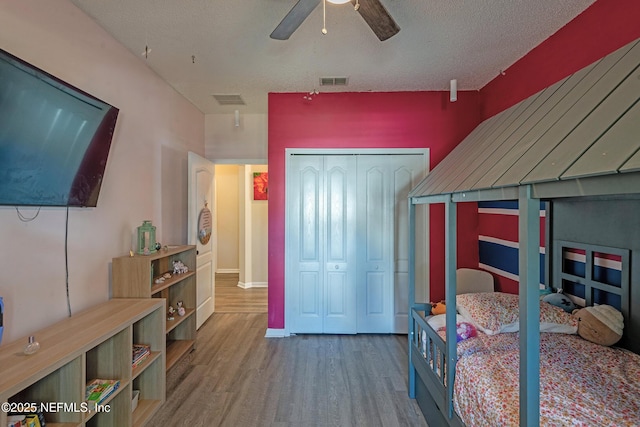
[473,0,640,295]
[427,201,481,303]
[267,92,482,329]
[267,0,640,329]
[481,0,640,119]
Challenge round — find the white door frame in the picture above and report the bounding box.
[282,148,429,336]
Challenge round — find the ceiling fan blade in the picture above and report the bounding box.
[352,0,400,41]
[271,0,321,40]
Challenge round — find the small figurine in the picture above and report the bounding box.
[163,272,172,279]
[155,242,162,251]
[167,306,176,321]
[177,301,186,317]
[154,277,165,284]
[173,260,189,275]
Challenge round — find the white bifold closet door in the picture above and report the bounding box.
[288,153,424,334]
[289,155,357,334]
[356,155,425,333]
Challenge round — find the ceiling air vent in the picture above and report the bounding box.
[212,94,246,106]
[319,77,349,87]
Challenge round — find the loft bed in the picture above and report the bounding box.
[407,37,640,426]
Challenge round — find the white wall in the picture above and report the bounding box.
[204,113,267,163]
[0,0,204,343]
[238,165,269,288]
[215,165,240,272]
[249,165,269,285]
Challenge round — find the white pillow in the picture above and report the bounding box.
[427,313,469,331]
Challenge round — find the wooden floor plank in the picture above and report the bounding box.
[150,310,428,426]
[215,273,268,313]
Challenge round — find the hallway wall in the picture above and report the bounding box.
[216,165,240,273]
[215,164,269,287]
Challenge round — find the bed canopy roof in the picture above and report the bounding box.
[410,37,640,204]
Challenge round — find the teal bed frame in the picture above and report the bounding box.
[407,190,635,427]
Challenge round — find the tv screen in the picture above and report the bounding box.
[0,48,119,207]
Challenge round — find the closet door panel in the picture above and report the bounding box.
[326,164,349,262]
[393,156,427,333]
[323,156,357,333]
[357,156,393,333]
[289,155,324,333]
[326,271,347,314]
[299,271,321,321]
[365,271,386,315]
[366,167,385,261]
[299,163,321,264]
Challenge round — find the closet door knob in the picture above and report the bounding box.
[335,265,339,269]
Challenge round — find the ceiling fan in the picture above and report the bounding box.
[270,0,400,41]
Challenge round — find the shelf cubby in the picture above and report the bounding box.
[0,299,165,427]
[112,245,197,372]
[132,357,164,427]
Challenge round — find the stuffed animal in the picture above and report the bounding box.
[176,301,186,317]
[430,301,446,316]
[455,322,477,342]
[572,304,623,346]
[543,290,576,313]
[437,322,477,342]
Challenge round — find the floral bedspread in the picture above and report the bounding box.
[452,332,640,426]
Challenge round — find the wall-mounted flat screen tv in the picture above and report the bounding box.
[0,48,119,207]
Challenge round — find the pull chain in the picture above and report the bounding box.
[322,0,328,35]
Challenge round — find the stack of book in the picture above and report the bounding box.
[85,379,120,409]
[132,344,151,369]
[7,412,45,427]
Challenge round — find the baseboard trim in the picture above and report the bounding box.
[237,281,268,289]
[265,328,290,338]
[216,268,240,274]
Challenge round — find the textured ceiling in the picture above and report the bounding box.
[69,0,596,114]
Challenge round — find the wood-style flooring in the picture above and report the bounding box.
[215,273,268,313]
[149,274,427,426]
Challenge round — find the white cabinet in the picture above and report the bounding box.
[287,153,426,334]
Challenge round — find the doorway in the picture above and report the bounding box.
[214,164,268,313]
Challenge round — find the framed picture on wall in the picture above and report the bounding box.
[253,172,268,200]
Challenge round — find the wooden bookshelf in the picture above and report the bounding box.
[112,245,197,373]
[165,340,196,371]
[0,299,165,427]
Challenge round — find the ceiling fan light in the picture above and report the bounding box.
[327,0,351,4]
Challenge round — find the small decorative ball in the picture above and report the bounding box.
[155,242,162,251]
